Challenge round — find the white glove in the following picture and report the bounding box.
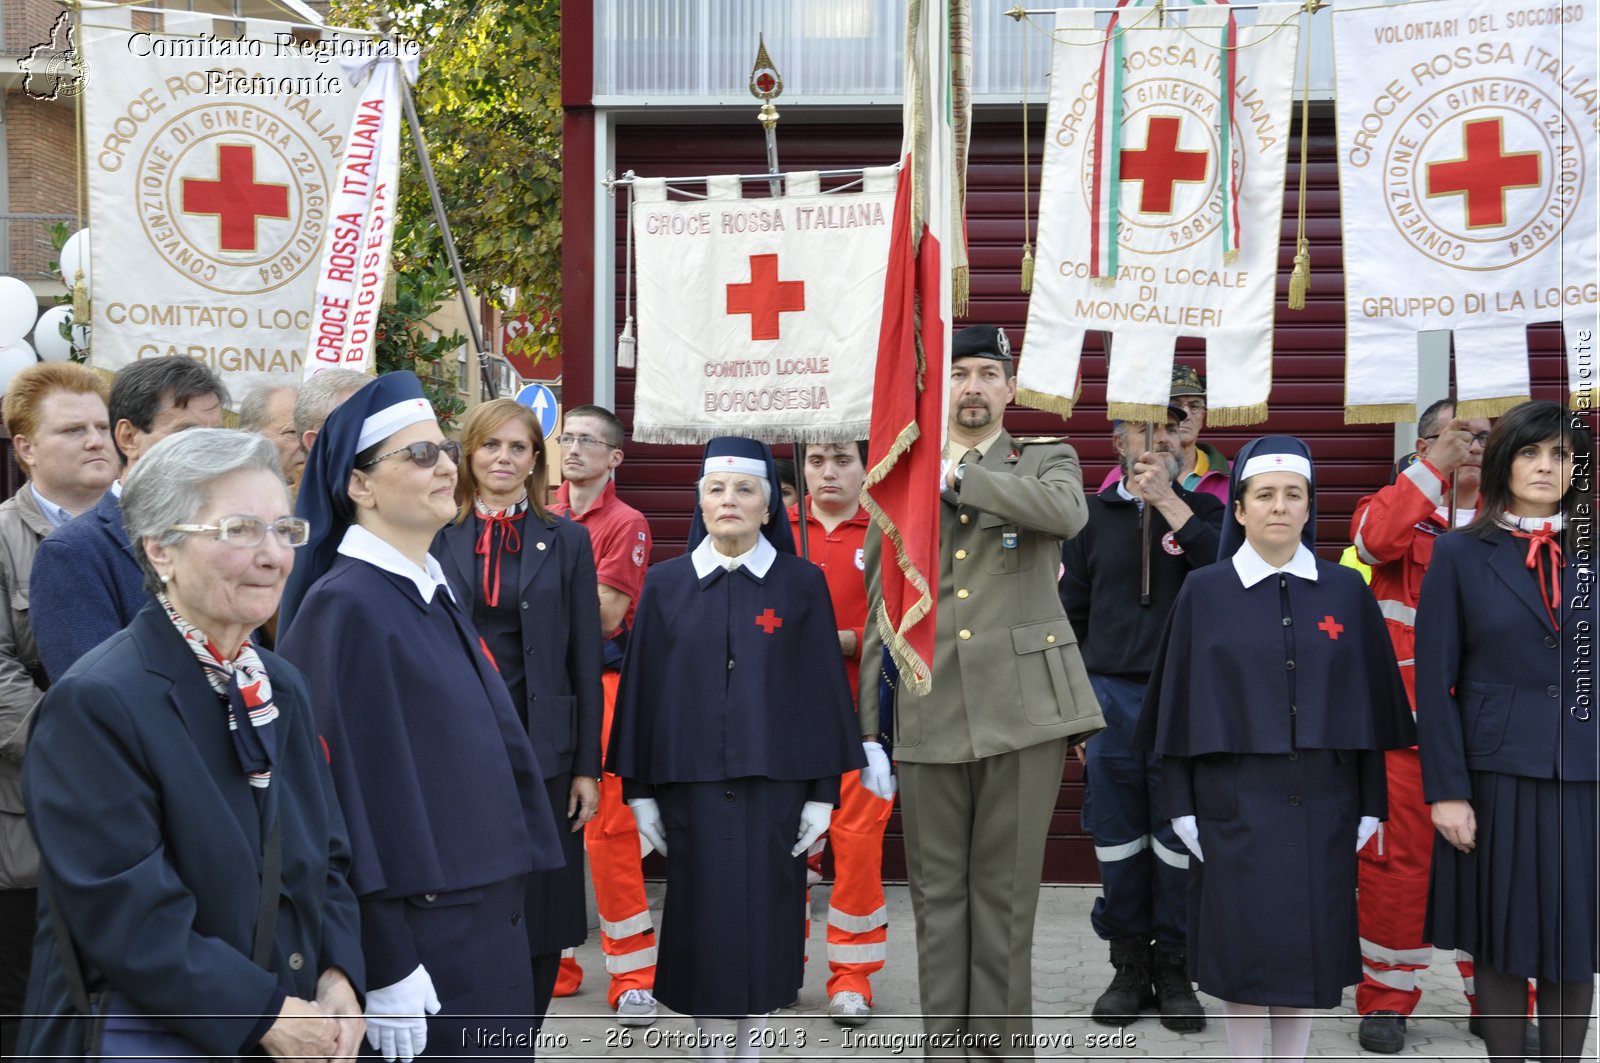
[365,964,441,1063]
[628,797,668,856]
[1357,815,1380,852]
[791,800,833,857]
[860,741,896,800]
[1172,815,1203,862]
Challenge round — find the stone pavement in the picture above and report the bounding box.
[531,883,1589,1060]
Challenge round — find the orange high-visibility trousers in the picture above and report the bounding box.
[579,670,656,1008]
[823,771,893,1003]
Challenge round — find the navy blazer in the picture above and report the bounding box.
[1416,528,1600,801]
[19,603,364,1059]
[30,491,150,683]
[435,512,605,780]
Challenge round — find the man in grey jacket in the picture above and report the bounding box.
[859,326,1105,1057]
[0,362,114,1056]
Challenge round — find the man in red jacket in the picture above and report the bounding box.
[1349,397,1491,1054]
[787,440,893,1027]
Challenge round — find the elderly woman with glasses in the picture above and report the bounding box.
[433,398,604,1028]
[278,372,562,1062]
[18,428,364,1063]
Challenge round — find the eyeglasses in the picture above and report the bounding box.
[170,515,311,548]
[555,434,617,451]
[359,440,462,469]
[1421,432,1491,446]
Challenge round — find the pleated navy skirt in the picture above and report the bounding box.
[653,777,810,1018]
[525,772,588,957]
[1425,771,1599,982]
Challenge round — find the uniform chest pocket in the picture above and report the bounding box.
[979,513,1031,575]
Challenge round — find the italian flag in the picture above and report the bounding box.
[862,0,961,696]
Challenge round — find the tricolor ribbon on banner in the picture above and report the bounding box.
[1090,0,1242,278]
[303,53,417,378]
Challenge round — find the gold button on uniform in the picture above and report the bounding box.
[959,629,972,640]
[957,589,969,599]
[955,549,968,560]
[960,513,970,524]
[1046,634,1056,644]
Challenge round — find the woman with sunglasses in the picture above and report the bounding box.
[279,372,562,1062]
[1416,400,1597,1062]
[19,429,363,1063]
[433,398,604,1028]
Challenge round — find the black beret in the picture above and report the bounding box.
[952,325,1012,362]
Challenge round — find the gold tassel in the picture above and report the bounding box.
[1015,385,1076,418]
[1020,244,1035,294]
[952,265,970,317]
[71,271,88,319]
[1287,238,1310,310]
[1205,401,1271,427]
[1457,395,1529,421]
[1344,402,1418,425]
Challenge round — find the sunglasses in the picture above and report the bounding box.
[359,440,462,469]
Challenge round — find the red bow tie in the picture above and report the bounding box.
[1510,527,1563,630]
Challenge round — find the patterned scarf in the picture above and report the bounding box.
[474,494,528,608]
[1502,513,1565,631]
[158,592,278,789]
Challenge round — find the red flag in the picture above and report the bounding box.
[861,0,958,695]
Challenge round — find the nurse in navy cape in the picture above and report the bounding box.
[1415,400,1597,1063]
[607,436,864,1043]
[1135,436,1413,1062]
[277,371,562,1061]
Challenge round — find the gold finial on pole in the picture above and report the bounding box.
[749,33,784,200]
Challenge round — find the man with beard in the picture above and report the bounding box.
[1059,408,1223,1032]
[858,325,1105,1056]
[1348,399,1515,1055]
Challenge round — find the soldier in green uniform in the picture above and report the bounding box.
[859,325,1105,1058]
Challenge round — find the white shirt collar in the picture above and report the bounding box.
[29,483,75,528]
[110,479,123,499]
[338,523,456,604]
[1115,478,1137,503]
[1231,539,1319,588]
[691,534,777,579]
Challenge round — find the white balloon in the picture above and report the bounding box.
[58,230,91,293]
[32,306,74,362]
[0,339,39,396]
[0,277,37,345]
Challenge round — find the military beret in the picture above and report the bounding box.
[952,325,1012,363]
[1170,363,1206,396]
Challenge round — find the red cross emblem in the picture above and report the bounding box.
[1427,118,1541,230]
[1120,116,1209,214]
[754,608,784,634]
[1317,615,1344,641]
[181,144,290,253]
[726,254,806,341]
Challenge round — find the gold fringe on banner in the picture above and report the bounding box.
[1205,401,1270,428]
[1457,395,1530,421]
[1020,245,1035,294]
[953,265,970,317]
[1016,385,1076,418]
[1106,401,1173,423]
[1344,402,1418,425]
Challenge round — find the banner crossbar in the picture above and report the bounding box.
[603,165,897,197]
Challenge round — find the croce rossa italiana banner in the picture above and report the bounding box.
[1336,0,1597,420]
[79,19,384,390]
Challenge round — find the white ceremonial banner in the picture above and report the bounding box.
[1336,0,1598,422]
[304,56,409,378]
[1020,5,1301,425]
[631,170,898,444]
[79,20,373,390]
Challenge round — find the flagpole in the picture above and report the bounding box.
[394,55,498,400]
[748,34,809,558]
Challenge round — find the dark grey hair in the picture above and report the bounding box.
[108,357,230,467]
[293,368,371,438]
[238,382,300,433]
[122,429,289,595]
